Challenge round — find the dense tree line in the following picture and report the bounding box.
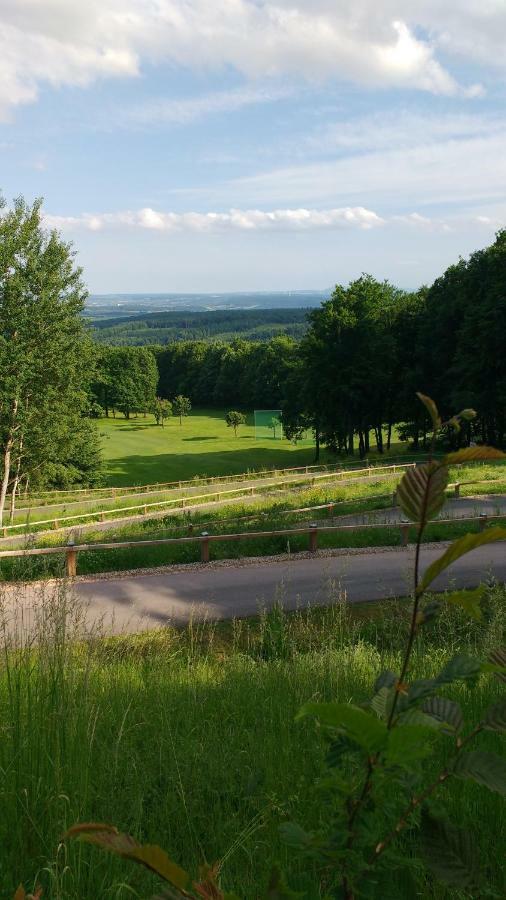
[92,308,309,346]
[144,231,506,458]
[88,228,506,460]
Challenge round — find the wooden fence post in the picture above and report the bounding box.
[200,533,210,563]
[479,514,487,532]
[454,483,460,498]
[400,523,409,547]
[309,524,318,552]
[66,543,77,577]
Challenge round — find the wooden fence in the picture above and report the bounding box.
[2,463,417,537]
[0,512,502,578]
[13,453,441,502]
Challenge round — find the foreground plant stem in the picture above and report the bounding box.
[342,429,439,897]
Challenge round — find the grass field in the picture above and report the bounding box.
[98,410,407,486]
[3,584,505,899]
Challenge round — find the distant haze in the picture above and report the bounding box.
[86,291,330,319]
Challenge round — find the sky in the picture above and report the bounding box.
[1,1,505,293]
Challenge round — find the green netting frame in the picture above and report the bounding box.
[254,409,284,440]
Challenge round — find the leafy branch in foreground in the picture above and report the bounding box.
[282,393,506,898]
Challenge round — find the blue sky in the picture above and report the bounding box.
[1,1,505,293]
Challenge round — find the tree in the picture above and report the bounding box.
[152,397,172,427]
[225,410,246,436]
[97,347,157,419]
[268,415,282,439]
[172,395,191,425]
[0,195,102,526]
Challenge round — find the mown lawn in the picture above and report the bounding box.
[2,587,505,899]
[98,411,408,486]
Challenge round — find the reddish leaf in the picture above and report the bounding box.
[397,462,448,524]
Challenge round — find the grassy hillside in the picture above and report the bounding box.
[92,308,310,345]
[99,409,319,485]
[4,589,505,898]
[98,410,409,486]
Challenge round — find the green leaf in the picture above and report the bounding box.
[384,725,435,768]
[370,686,393,720]
[418,526,506,593]
[457,409,477,422]
[444,585,486,621]
[488,647,506,683]
[398,708,446,730]
[326,735,360,766]
[444,445,504,465]
[416,392,441,429]
[278,822,313,850]
[420,812,481,890]
[407,678,438,704]
[455,750,506,797]
[421,697,463,734]
[374,670,398,692]
[397,462,449,524]
[436,653,481,687]
[64,824,190,890]
[296,702,388,753]
[483,697,506,733]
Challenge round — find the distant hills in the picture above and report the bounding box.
[85,290,330,321]
[91,306,314,346]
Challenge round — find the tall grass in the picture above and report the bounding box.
[1,581,505,898]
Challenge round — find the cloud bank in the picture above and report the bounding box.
[44,206,385,233]
[1,0,499,118]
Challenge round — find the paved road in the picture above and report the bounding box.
[4,542,505,636]
[335,494,506,525]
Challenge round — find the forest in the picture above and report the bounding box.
[91,307,310,345]
[92,228,506,457]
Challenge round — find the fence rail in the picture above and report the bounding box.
[12,453,444,502]
[2,463,417,537]
[0,512,503,578]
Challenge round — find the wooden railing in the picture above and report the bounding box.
[0,512,503,578]
[2,463,416,537]
[13,453,442,502]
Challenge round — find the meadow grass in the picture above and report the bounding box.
[2,582,505,899]
[98,411,409,486]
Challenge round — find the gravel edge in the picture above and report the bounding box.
[70,541,456,585]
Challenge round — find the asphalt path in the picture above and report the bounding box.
[4,542,505,637]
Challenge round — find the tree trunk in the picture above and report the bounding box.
[0,433,14,528]
[386,422,392,451]
[9,440,23,525]
[0,400,18,528]
[364,429,370,454]
[375,426,383,454]
[348,431,354,455]
[314,428,320,463]
[358,431,365,458]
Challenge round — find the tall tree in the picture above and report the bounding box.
[0,195,101,525]
[172,395,191,425]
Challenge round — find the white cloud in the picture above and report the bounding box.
[215,123,506,212]
[42,205,505,236]
[43,205,385,233]
[1,1,499,119]
[123,85,295,126]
